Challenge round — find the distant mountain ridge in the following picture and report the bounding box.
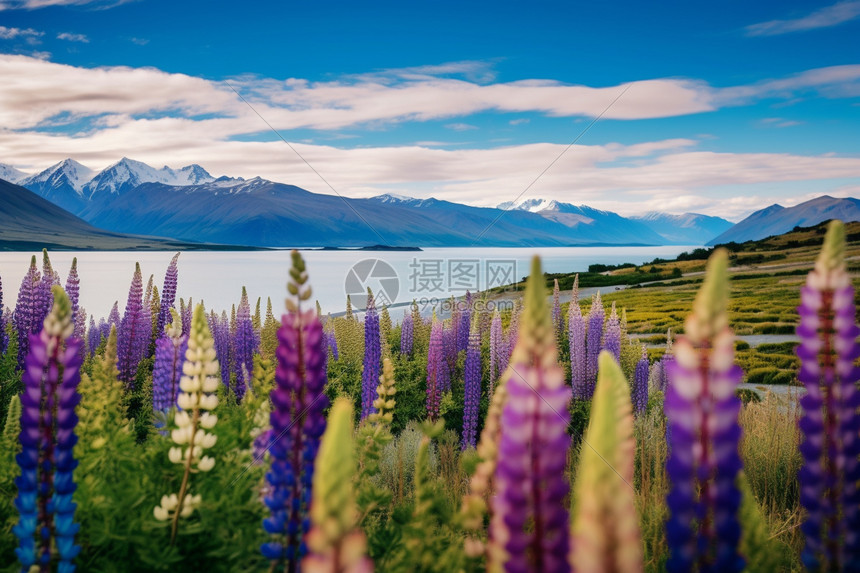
[1,156,856,248]
[707,195,860,245]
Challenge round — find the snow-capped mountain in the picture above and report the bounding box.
[18,159,96,214]
[0,162,26,183]
[82,157,214,198]
[631,212,733,244]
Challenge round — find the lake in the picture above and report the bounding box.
[0,246,698,321]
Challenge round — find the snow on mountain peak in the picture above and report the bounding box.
[21,158,95,194]
[83,158,215,197]
[0,162,27,183]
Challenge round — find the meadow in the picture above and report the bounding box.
[0,221,857,572]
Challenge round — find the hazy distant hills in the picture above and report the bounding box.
[708,196,860,245]
[1,156,857,248]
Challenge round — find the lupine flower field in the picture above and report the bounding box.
[0,221,858,572]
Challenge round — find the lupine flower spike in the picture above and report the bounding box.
[233,286,257,401]
[14,255,40,369]
[303,398,373,573]
[632,345,649,415]
[571,352,642,573]
[153,304,219,545]
[603,302,621,362]
[461,313,481,450]
[489,256,572,573]
[584,292,604,400]
[261,250,329,568]
[796,220,860,571]
[118,263,146,386]
[14,286,82,572]
[152,309,188,414]
[156,252,180,339]
[664,249,744,572]
[361,289,381,419]
[569,293,586,400]
[400,310,413,356]
[426,314,444,421]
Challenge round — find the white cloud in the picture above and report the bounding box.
[0,0,134,10]
[0,25,42,39]
[445,122,478,131]
[0,55,858,221]
[746,1,860,36]
[57,32,88,42]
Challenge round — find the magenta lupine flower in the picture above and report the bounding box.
[568,299,586,400]
[360,291,381,419]
[0,273,6,354]
[426,317,444,421]
[15,256,41,369]
[552,278,562,337]
[107,301,120,330]
[664,250,744,573]
[117,263,147,386]
[233,287,257,402]
[490,257,571,573]
[633,345,649,414]
[584,292,605,400]
[489,310,502,392]
[795,221,860,571]
[152,310,188,413]
[462,316,481,450]
[400,310,414,356]
[14,286,81,572]
[603,301,621,362]
[156,252,180,338]
[262,251,329,567]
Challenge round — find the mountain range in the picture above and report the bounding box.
[0,157,857,248]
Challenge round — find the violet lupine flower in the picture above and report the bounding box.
[552,278,562,336]
[107,302,120,330]
[262,250,329,568]
[795,221,860,572]
[489,310,502,392]
[360,290,381,420]
[584,293,605,400]
[327,328,339,361]
[400,310,414,356]
[633,345,649,414]
[457,291,472,352]
[603,302,621,362]
[212,310,232,389]
[233,287,257,402]
[0,273,6,355]
[664,249,744,573]
[35,250,57,329]
[152,310,188,413]
[141,274,154,352]
[426,316,445,421]
[64,258,79,321]
[15,256,41,369]
[87,315,101,356]
[462,316,481,450]
[441,323,456,391]
[569,299,586,400]
[118,263,147,387]
[490,256,571,573]
[14,286,81,572]
[156,253,180,338]
[181,297,192,337]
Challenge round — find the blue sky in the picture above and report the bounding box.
[0,0,858,219]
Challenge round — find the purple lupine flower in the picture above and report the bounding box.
[0,273,5,355]
[664,250,744,573]
[400,310,414,356]
[152,310,188,413]
[360,290,381,419]
[489,310,502,393]
[552,278,562,337]
[584,292,605,400]
[794,221,860,571]
[64,258,79,321]
[212,310,232,389]
[15,256,41,369]
[233,287,257,402]
[603,301,621,362]
[14,286,82,572]
[457,291,472,352]
[633,345,649,414]
[327,328,339,361]
[490,257,571,573]
[87,315,101,356]
[107,301,120,331]
[141,274,154,353]
[462,316,481,450]
[569,298,586,400]
[117,263,147,386]
[156,252,180,338]
[35,250,57,329]
[262,251,328,568]
[426,316,444,421]
[441,322,456,391]
[181,297,192,337]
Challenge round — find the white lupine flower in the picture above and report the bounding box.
[155,305,221,533]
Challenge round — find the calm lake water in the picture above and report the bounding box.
[0,246,697,321]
